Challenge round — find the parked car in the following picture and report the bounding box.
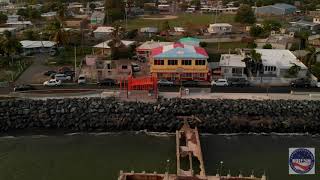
[55,74,71,81]
[64,70,75,77]
[182,80,199,87]
[44,70,57,76]
[43,79,61,86]
[229,79,250,87]
[211,79,229,86]
[77,75,86,84]
[13,84,35,92]
[317,82,320,88]
[131,63,141,72]
[59,67,72,73]
[97,78,117,86]
[158,79,174,86]
[290,79,311,88]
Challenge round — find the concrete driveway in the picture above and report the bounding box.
[15,54,53,84]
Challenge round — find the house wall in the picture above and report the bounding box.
[150,58,209,81]
[220,66,245,78]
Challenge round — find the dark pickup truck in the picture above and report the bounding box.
[229,79,251,87]
[290,79,312,88]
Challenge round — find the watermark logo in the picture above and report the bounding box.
[289,148,315,175]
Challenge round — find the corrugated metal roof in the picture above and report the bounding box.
[20,41,56,48]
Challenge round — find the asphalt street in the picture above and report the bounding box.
[2,84,320,95]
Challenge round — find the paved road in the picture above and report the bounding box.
[15,54,52,84]
[3,84,320,95]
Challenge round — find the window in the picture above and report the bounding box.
[232,68,242,74]
[154,60,164,65]
[264,66,276,72]
[168,60,178,65]
[181,73,192,77]
[122,65,128,69]
[182,60,192,65]
[195,60,206,65]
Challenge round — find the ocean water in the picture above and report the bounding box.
[0,133,319,180]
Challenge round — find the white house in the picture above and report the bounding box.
[6,21,33,30]
[20,40,57,55]
[93,40,135,55]
[208,23,232,34]
[255,49,308,78]
[93,26,114,39]
[219,54,246,79]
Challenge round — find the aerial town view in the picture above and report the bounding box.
[0,0,320,179]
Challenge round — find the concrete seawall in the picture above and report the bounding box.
[0,98,319,134]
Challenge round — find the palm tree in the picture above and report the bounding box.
[46,18,69,46]
[0,31,22,65]
[305,46,320,68]
[108,24,126,59]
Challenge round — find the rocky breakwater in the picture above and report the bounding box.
[0,98,319,134]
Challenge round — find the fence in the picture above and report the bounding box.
[249,77,297,86]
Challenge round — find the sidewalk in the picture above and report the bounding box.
[159,92,320,100]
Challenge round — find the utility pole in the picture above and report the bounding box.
[74,46,77,81]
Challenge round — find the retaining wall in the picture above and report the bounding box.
[0,98,319,134]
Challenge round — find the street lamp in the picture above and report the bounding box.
[219,161,224,176]
[166,159,170,173]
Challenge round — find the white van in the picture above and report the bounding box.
[55,74,71,81]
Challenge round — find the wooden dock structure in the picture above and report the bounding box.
[118,116,267,180]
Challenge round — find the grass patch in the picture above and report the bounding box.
[0,57,33,82]
[47,46,93,66]
[122,13,235,30]
[205,42,248,53]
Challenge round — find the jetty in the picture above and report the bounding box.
[118,116,267,180]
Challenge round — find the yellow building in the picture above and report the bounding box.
[149,43,210,81]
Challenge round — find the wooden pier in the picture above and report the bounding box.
[118,116,267,180]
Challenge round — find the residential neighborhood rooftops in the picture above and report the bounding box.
[6,21,33,25]
[255,49,307,69]
[93,26,114,33]
[209,23,232,27]
[220,54,246,67]
[150,43,208,59]
[272,3,297,9]
[137,41,174,51]
[290,19,319,27]
[20,40,56,49]
[140,27,159,33]
[94,40,135,49]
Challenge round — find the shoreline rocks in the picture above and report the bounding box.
[0,98,319,134]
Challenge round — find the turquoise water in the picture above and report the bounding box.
[0,133,319,180]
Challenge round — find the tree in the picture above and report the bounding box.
[287,63,302,77]
[305,46,320,68]
[242,49,262,76]
[235,4,256,24]
[263,19,282,32]
[89,3,96,12]
[46,18,69,46]
[108,24,126,59]
[295,30,310,50]
[0,12,8,24]
[0,31,22,64]
[191,0,201,10]
[161,21,170,36]
[311,62,320,79]
[263,43,273,49]
[22,29,39,40]
[105,0,125,23]
[249,25,264,37]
